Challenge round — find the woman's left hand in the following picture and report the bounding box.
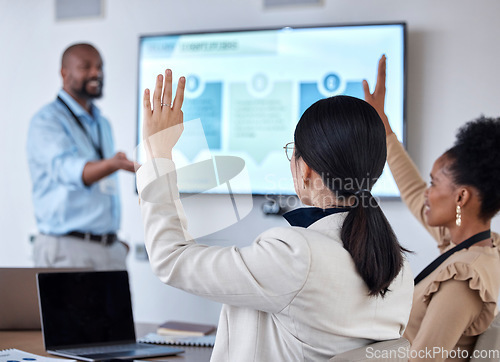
[143,69,186,159]
[363,55,393,136]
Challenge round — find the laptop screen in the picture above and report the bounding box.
[37,270,136,349]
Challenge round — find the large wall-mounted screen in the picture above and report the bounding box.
[137,23,406,197]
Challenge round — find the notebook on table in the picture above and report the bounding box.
[0,267,88,330]
[139,333,216,347]
[156,320,216,336]
[37,270,184,361]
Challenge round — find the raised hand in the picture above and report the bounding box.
[363,55,393,136]
[143,69,186,159]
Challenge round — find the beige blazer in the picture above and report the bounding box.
[137,158,414,362]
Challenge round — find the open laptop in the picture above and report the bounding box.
[37,270,184,361]
[0,267,88,330]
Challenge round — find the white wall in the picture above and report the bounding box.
[1,0,499,325]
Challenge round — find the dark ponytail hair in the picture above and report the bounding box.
[294,96,405,297]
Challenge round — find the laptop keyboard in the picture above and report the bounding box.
[58,342,151,355]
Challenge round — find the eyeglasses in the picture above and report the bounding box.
[283,142,294,161]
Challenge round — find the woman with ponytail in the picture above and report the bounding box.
[293,95,410,298]
[364,55,500,361]
[136,69,414,362]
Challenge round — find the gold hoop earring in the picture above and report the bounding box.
[456,205,462,227]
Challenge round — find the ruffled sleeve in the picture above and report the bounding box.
[422,250,500,335]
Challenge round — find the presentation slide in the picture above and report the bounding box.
[137,24,405,197]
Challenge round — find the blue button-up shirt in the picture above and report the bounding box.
[27,90,120,235]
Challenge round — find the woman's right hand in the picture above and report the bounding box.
[363,55,393,136]
[142,69,186,160]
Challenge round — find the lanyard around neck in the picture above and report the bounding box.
[414,229,492,285]
[57,95,104,160]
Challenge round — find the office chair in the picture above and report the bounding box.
[470,313,500,362]
[330,312,500,362]
[329,338,409,362]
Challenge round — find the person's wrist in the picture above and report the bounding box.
[146,150,172,160]
[144,135,174,160]
[380,115,393,136]
[106,157,119,173]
